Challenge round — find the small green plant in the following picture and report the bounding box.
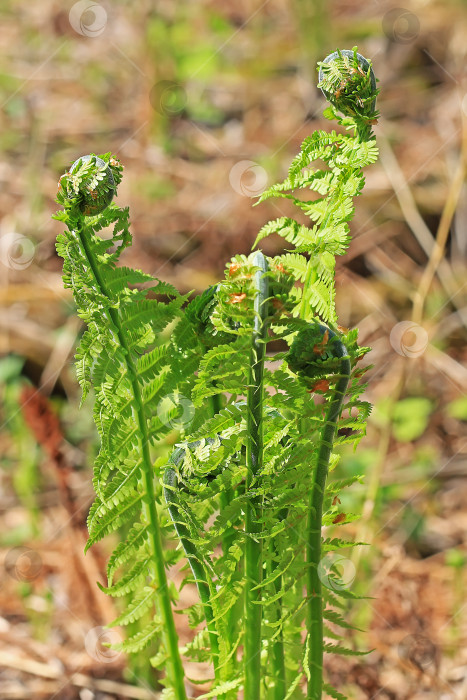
[53,47,379,700]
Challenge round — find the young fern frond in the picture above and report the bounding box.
[54,46,379,700]
[254,46,379,329]
[54,154,194,700]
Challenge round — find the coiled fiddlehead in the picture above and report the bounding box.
[58,153,123,216]
[318,46,379,145]
[184,284,239,348]
[318,48,378,124]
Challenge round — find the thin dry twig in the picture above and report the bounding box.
[0,650,160,699]
[378,129,462,319]
[352,116,467,570]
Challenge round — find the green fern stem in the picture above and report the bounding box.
[74,219,187,700]
[300,265,319,320]
[268,508,288,700]
[269,588,286,700]
[244,251,269,700]
[163,465,220,672]
[305,339,351,699]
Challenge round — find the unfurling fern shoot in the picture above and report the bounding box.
[54,47,379,700]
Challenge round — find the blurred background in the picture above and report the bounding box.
[1,0,466,698]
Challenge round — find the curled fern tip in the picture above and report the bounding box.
[57,153,121,216]
[318,47,379,125]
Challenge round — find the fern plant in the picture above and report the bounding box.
[53,47,379,700]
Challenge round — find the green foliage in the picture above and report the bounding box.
[253,49,378,330]
[53,46,379,700]
[446,395,467,421]
[392,397,433,442]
